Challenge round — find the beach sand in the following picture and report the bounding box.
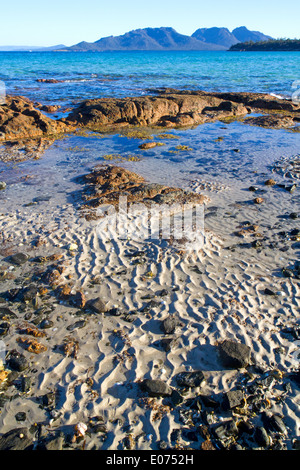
[0,128,299,451]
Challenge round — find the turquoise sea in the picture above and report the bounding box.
[0,51,300,107]
[0,50,299,199]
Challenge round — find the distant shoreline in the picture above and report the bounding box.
[230,39,300,51]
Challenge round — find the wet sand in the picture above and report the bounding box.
[0,120,299,450]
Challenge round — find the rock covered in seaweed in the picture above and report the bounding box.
[78,164,207,219]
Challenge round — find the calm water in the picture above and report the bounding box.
[0,50,299,208]
[0,51,300,107]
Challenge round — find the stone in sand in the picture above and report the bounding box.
[8,253,29,266]
[140,379,172,397]
[18,285,39,302]
[264,179,276,186]
[254,426,270,448]
[0,306,17,319]
[170,389,184,406]
[223,389,244,410]
[213,420,238,441]
[176,370,205,388]
[0,427,33,450]
[262,412,287,435]
[160,316,178,334]
[7,351,29,372]
[88,297,108,313]
[0,182,6,190]
[254,197,264,204]
[218,339,251,369]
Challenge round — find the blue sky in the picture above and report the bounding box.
[0,0,299,46]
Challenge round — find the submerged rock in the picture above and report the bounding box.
[139,142,158,149]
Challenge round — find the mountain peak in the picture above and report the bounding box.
[232,26,272,43]
[68,26,273,52]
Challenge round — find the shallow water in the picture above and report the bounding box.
[0,119,299,222]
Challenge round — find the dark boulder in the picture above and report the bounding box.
[140,379,172,397]
[218,339,251,369]
[175,370,205,388]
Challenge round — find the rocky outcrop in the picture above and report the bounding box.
[78,165,207,219]
[211,91,300,113]
[1,90,299,148]
[244,114,296,129]
[0,95,74,142]
[65,90,249,130]
[65,89,300,131]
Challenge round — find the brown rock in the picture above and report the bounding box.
[0,95,75,142]
[139,142,157,149]
[36,79,62,84]
[244,114,295,129]
[40,104,61,113]
[212,90,299,112]
[78,165,207,219]
[264,178,276,186]
[254,197,264,204]
[65,89,300,132]
[65,90,248,130]
[56,284,72,299]
[0,370,9,384]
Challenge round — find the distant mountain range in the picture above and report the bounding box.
[192,26,272,49]
[0,27,273,52]
[66,26,273,51]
